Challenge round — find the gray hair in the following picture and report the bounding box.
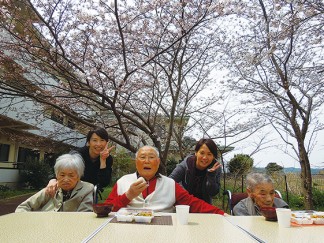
[135,145,160,158]
[54,153,85,178]
[246,173,273,191]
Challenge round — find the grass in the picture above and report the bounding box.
[0,188,36,200]
[97,187,113,203]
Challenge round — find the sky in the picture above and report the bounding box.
[196,68,324,170]
[221,129,324,169]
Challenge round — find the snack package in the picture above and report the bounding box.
[115,208,154,223]
[291,211,324,225]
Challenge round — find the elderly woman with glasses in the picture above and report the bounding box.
[16,153,94,212]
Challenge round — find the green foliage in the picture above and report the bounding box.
[287,193,304,210]
[19,157,54,190]
[313,188,324,209]
[111,148,135,183]
[166,157,179,175]
[0,189,36,200]
[265,162,283,174]
[0,185,10,192]
[227,154,253,175]
[97,187,113,203]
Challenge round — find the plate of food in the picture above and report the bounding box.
[134,210,154,223]
[311,212,324,225]
[291,211,324,225]
[115,208,154,223]
[115,208,135,222]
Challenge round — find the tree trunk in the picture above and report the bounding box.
[299,145,313,209]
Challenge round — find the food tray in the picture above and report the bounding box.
[115,208,154,223]
[291,211,324,225]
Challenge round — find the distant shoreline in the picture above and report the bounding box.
[253,167,323,174]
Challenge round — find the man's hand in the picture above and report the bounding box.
[125,177,148,200]
[45,179,58,198]
[207,161,221,172]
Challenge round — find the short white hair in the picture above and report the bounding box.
[246,173,273,191]
[135,145,160,158]
[54,153,85,178]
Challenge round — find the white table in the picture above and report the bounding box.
[226,215,324,243]
[0,212,107,243]
[0,212,257,243]
[90,213,255,243]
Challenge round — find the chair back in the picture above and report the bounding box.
[93,185,98,204]
[230,192,248,213]
[226,189,283,215]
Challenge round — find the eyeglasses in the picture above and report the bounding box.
[137,156,157,161]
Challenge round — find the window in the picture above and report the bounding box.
[51,112,64,124]
[0,143,10,161]
[67,119,75,129]
[17,147,40,162]
[44,152,56,167]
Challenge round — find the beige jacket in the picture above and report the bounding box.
[15,181,94,212]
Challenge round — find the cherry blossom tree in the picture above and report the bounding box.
[220,0,324,209]
[0,0,232,171]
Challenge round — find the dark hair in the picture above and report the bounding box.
[194,138,218,158]
[86,127,109,142]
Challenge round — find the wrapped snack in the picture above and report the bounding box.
[134,209,154,223]
[311,212,324,225]
[116,209,134,222]
[137,177,145,183]
[291,211,324,225]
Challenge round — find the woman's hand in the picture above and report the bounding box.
[99,143,115,168]
[125,177,148,200]
[207,161,221,172]
[45,179,58,197]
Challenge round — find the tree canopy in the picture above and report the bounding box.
[265,162,284,174]
[227,154,254,176]
[219,0,324,209]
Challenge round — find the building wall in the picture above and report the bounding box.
[0,168,19,188]
[0,97,87,186]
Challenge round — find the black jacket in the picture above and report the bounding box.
[73,146,113,188]
[169,155,221,204]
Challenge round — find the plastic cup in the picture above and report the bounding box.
[276,208,291,228]
[175,205,190,225]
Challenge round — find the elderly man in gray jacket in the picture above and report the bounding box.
[233,173,288,216]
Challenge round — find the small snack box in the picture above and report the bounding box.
[291,211,324,225]
[115,208,154,223]
[115,208,134,222]
[291,212,313,225]
[312,212,324,225]
[134,210,154,223]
